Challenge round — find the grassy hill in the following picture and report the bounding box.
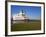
[11,20,41,31]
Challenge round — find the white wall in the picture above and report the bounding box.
[0,0,46,37]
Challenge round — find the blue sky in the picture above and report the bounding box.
[11,5,41,20]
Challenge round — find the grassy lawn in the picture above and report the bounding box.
[11,21,41,31]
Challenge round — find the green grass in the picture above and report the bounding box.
[11,21,41,31]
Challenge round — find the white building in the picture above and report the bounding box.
[12,10,30,24]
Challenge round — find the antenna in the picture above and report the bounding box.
[22,10,24,16]
[22,10,23,14]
